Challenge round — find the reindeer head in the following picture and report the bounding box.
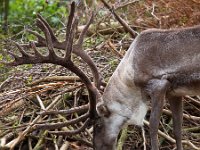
[93,100,118,150]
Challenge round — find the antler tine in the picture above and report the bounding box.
[22,14,59,49]
[13,41,30,58]
[30,42,45,58]
[36,18,56,58]
[73,12,105,88]
[4,21,58,66]
[64,1,77,61]
[6,42,50,66]
[6,51,21,66]
[65,1,76,43]
[4,41,34,66]
[77,12,94,46]
[64,18,78,61]
[37,14,58,43]
[73,48,104,89]
[25,29,46,47]
[48,118,90,136]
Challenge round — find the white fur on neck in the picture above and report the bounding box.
[101,41,148,138]
[127,101,147,126]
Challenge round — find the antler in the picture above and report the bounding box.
[22,4,104,89]
[3,2,100,136]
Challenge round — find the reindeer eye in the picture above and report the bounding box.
[97,123,101,128]
[96,123,103,131]
[95,118,104,129]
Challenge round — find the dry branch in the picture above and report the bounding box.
[100,0,138,38]
[30,76,81,86]
[4,95,61,149]
[143,120,200,150]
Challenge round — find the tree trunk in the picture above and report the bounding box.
[2,0,9,34]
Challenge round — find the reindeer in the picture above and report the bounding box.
[94,26,197,150]
[2,1,199,150]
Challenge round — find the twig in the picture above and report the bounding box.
[0,76,12,91]
[0,82,67,96]
[115,0,140,10]
[35,113,89,130]
[5,95,62,149]
[186,96,200,107]
[29,76,81,86]
[0,98,25,117]
[60,141,69,150]
[183,126,200,132]
[142,126,146,150]
[151,3,160,21]
[148,106,200,121]
[0,82,72,116]
[33,130,48,150]
[28,138,33,150]
[36,94,45,110]
[143,120,200,150]
[100,0,138,38]
[162,108,200,121]
[107,40,123,58]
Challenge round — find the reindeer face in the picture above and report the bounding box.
[93,116,117,150]
[94,101,114,149]
[94,101,127,150]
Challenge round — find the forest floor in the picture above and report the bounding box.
[0,0,200,150]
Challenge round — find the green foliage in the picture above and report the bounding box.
[26,75,33,84]
[0,0,70,80]
[85,36,104,48]
[109,59,119,68]
[0,54,3,68]
[0,39,10,82]
[6,0,68,34]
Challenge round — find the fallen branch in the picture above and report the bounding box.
[143,120,200,150]
[115,0,140,10]
[34,113,89,130]
[107,40,123,58]
[162,108,200,121]
[4,95,62,149]
[100,0,138,38]
[30,76,81,86]
[186,96,200,107]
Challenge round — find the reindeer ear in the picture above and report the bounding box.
[96,101,110,117]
